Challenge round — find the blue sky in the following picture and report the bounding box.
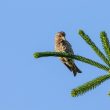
[1,0,110,110]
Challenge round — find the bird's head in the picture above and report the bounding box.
[55,31,66,40]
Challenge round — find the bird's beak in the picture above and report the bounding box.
[61,36,66,40]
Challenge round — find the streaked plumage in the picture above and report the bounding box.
[55,31,81,76]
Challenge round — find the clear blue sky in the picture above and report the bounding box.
[1,0,110,110]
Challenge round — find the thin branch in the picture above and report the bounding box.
[79,30,110,67]
[100,31,110,62]
[33,51,109,71]
[108,91,110,96]
[71,74,110,97]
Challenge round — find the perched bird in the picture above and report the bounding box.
[55,31,81,76]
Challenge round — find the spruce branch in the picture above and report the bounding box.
[100,31,110,62]
[108,91,110,96]
[79,30,110,66]
[33,52,109,71]
[71,74,110,97]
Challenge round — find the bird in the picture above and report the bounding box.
[55,31,81,76]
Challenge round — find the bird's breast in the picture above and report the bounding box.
[55,40,66,52]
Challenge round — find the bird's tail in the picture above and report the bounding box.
[71,63,82,76]
[64,62,82,76]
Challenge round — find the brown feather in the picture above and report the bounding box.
[55,31,82,76]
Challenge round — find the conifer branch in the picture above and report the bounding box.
[100,31,110,62]
[71,74,110,97]
[79,30,110,66]
[108,91,110,96]
[33,52,109,71]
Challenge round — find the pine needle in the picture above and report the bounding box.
[71,74,110,97]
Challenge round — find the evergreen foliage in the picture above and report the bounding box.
[34,30,110,97]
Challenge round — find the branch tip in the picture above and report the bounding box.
[78,30,85,36]
[100,31,107,37]
[33,52,40,58]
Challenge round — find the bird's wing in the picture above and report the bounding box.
[62,40,74,54]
